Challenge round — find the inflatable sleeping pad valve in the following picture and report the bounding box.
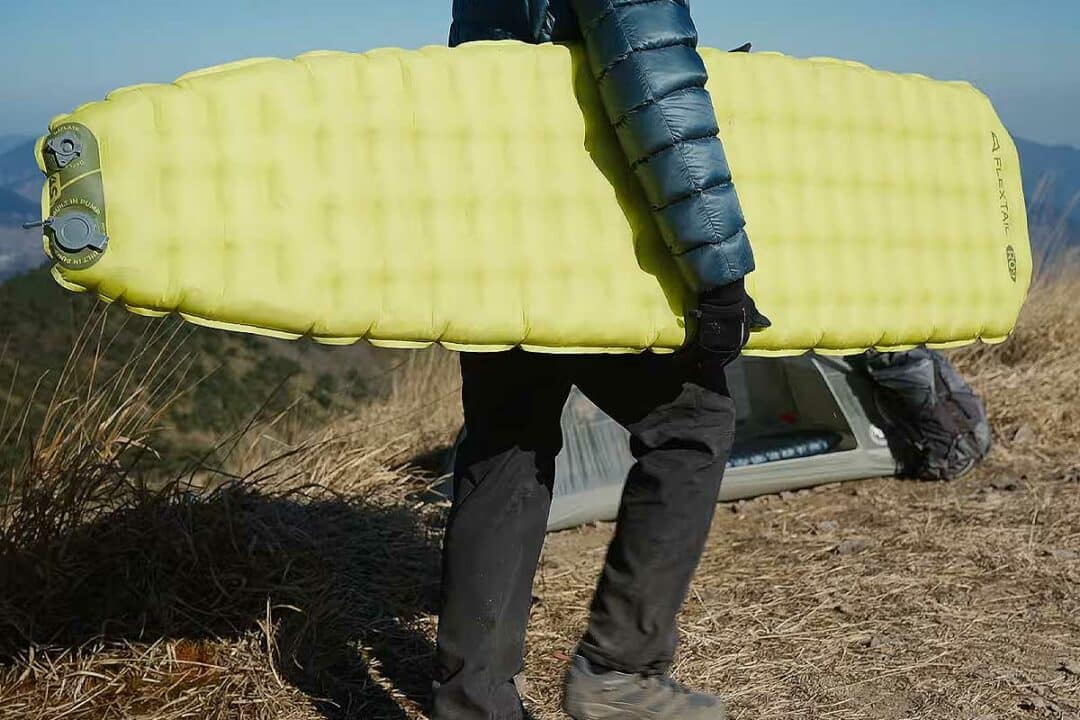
[38,123,109,269]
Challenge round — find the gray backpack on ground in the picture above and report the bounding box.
[855,349,992,480]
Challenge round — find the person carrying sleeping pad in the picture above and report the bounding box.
[434,2,770,719]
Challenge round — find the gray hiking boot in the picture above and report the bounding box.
[563,655,727,719]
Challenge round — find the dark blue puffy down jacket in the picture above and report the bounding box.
[450,0,755,292]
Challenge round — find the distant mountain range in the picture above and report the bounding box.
[0,134,32,156]
[1017,138,1080,205]
[0,187,35,218]
[0,138,41,282]
[1015,138,1080,245]
[0,137,39,202]
[0,132,1077,282]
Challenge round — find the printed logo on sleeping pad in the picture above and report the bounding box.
[991,132,1012,236]
[47,174,62,205]
[991,132,1016,283]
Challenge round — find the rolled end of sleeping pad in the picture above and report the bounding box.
[39,123,108,269]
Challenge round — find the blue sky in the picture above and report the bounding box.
[2,0,1078,147]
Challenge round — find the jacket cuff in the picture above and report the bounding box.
[700,278,745,307]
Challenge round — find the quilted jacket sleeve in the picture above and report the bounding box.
[569,0,755,293]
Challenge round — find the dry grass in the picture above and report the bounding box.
[1,334,460,720]
[1,270,1078,719]
[1,308,195,546]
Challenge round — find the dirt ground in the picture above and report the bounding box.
[6,396,1077,720]
[525,460,1080,719]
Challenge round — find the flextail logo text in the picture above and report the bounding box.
[991,132,1011,236]
[991,132,1018,283]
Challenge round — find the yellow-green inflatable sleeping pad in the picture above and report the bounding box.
[37,42,1031,355]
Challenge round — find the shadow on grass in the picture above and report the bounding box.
[0,483,442,719]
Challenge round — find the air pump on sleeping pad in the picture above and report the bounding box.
[28,124,110,270]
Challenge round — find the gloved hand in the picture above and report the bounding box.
[689,279,771,370]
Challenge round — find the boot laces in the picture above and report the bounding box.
[639,674,693,695]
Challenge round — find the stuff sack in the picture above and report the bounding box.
[858,349,992,480]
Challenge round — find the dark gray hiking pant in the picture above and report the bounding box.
[432,348,736,720]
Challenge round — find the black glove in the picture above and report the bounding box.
[689,279,772,369]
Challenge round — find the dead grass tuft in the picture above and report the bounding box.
[1,332,458,719]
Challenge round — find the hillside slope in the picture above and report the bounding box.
[0,269,1075,719]
[0,268,396,465]
[0,226,42,283]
